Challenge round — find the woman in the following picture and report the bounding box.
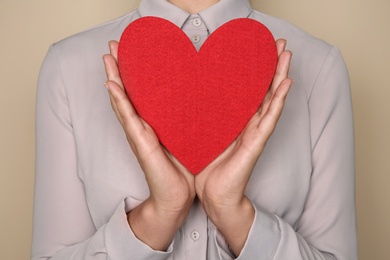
[32,0,357,259]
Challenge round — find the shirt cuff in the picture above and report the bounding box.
[236,204,281,259]
[211,204,281,259]
[105,197,174,260]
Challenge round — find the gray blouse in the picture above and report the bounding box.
[32,0,358,259]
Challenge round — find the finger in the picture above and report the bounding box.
[257,42,290,115]
[103,52,124,92]
[103,51,124,125]
[257,78,292,132]
[102,52,123,126]
[106,80,145,134]
[275,38,287,57]
[106,82,124,126]
[270,50,292,94]
[109,40,119,62]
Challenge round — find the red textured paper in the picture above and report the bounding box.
[118,17,277,174]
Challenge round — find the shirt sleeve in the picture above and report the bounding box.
[32,44,174,260]
[211,47,358,260]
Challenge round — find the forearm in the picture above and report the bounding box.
[127,197,192,251]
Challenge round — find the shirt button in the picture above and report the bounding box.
[192,34,201,43]
[191,230,200,241]
[192,18,202,27]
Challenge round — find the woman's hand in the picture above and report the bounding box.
[103,41,195,251]
[194,39,292,256]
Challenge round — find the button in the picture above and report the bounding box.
[192,34,201,43]
[192,18,202,27]
[191,230,200,241]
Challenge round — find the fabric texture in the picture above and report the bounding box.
[32,0,358,259]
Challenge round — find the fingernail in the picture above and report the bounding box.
[104,82,109,89]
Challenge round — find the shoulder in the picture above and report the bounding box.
[42,9,141,89]
[39,10,141,99]
[250,10,332,58]
[51,10,140,61]
[250,10,346,99]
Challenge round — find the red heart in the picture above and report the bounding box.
[118,17,277,174]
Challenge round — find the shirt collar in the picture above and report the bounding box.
[138,0,252,34]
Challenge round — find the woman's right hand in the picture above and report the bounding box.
[103,41,195,251]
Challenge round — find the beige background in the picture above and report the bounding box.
[0,0,389,259]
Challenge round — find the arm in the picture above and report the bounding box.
[32,43,194,260]
[33,44,99,259]
[294,47,356,259]
[196,46,357,259]
[104,41,195,251]
[239,47,357,260]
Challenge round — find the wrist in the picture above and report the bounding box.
[208,197,253,226]
[206,197,255,257]
[127,198,192,251]
[149,196,193,224]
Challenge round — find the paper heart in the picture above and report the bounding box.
[118,17,277,174]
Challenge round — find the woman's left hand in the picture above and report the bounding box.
[194,39,292,257]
